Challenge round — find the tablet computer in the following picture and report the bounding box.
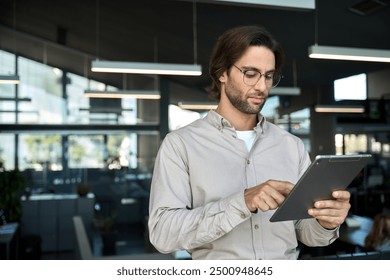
[269,154,372,222]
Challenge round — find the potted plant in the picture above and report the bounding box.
[76,183,91,197]
[0,167,27,223]
[94,210,118,255]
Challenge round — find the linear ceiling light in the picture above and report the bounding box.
[91,60,202,76]
[208,0,315,10]
[314,105,365,113]
[178,101,218,110]
[270,87,301,96]
[0,97,31,102]
[308,45,390,63]
[84,90,161,99]
[0,75,20,84]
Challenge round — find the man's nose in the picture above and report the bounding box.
[253,75,267,92]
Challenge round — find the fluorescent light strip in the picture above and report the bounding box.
[314,105,365,113]
[270,87,301,96]
[91,60,202,76]
[79,108,132,113]
[178,101,218,110]
[0,75,20,84]
[0,97,31,102]
[308,45,390,63]
[211,0,315,10]
[84,90,160,99]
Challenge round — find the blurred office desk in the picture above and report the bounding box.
[339,215,373,249]
[21,193,95,253]
[0,223,19,259]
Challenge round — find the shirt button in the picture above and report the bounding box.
[216,231,221,236]
[254,224,259,230]
[240,213,246,219]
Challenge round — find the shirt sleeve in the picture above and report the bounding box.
[295,218,340,246]
[148,133,252,254]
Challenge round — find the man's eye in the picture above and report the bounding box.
[245,71,258,78]
[265,73,274,80]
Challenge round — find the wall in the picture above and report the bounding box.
[368,68,390,99]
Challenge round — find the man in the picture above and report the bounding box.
[148,25,351,259]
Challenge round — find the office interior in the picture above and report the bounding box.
[0,0,390,260]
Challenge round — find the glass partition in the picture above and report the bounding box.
[0,134,15,170]
[0,50,18,123]
[18,134,62,171]
[18,56,64,124]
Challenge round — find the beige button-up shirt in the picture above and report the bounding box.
[148,110,339,259]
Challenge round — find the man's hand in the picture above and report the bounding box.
[308,190,351,229]
[244,180,294,212]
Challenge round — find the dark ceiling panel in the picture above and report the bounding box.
[0,0,389,103]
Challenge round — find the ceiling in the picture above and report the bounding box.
[1,0,390,105]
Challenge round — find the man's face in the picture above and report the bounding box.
[220,46,276,114]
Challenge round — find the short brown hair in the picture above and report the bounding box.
[364,213,390,250]
[208,25,284,100]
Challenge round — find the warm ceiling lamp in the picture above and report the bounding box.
[0,75,20,84]
[84,90,161,99]
[91,60,202,76]
[308,45,390,63]
[314,105,365,113]
[270,87,301,96]
[91,2,202,77]
[178,101,218,110]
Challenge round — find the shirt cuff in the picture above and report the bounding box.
[221,191,252,225]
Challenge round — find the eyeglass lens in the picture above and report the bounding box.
[243,70,281,88]
[233,65,281,88]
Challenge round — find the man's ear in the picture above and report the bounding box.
[219,71,227,83]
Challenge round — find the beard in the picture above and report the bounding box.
[225,80,267,114]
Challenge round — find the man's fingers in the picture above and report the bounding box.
[245,180,294,212]
[332,190,350,201]
[267,180,294,196]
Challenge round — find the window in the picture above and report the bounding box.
[278,108,311,153]
[169,104,201,130]
[0,50,17,124]
[335,134,368,155]
[334,73,367,101]
[18,134,62,171]
[262,96,279,120]
[0,49,16,76]
[0,134,15,170]
[68,135,105,169]
[107,134,138,169]
[18,57,64,124]
[66,73,91,124]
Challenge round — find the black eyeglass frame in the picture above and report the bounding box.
[232,64,282,88]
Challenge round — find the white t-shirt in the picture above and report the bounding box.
[236,130,256,152]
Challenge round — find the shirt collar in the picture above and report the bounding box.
[206,109,268,134]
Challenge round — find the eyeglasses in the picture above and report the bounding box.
[232,64,282,88]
